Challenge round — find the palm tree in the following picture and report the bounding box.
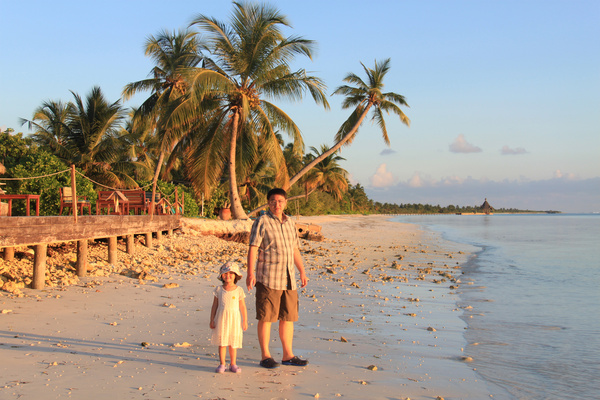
[303,144,348,201]
[67,87,133,187]
[21,100,71,160]
[23,87,132,188]
[188,1,329,219]
[286,58,410,189]
[122,29,204,214]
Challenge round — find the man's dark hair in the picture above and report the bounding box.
[267,188,287,200]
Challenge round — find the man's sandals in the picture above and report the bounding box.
[282,356,308,366]
[260,356,308,368]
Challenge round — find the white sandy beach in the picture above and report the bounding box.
[1,215,500,399]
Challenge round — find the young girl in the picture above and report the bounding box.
[210,262,248,373]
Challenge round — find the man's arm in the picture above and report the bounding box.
[293,247,308,288]
[246,245,258,291]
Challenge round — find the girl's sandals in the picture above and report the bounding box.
[215,364,227,373]
[229,364,241,373]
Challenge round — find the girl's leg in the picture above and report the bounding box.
[229,346,241,372]
[218,346,227,365]
[229,346,237,366]
[215,346,227,373]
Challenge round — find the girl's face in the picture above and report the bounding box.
[221,271,236,283]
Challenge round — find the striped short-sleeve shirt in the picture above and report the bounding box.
[249,211,299,291]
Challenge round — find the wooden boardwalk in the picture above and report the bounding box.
[1,215,181,289]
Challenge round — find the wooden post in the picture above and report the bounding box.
[76,239,88,277]
[3,247,14,262]
[156,230,162,242]
[71,164,78,223]
[126,234,134,254]
[32,244,47,289]
[145,232,152,248]
[108,236,117,264]
[175,188,179,215]
[167,229,173,237]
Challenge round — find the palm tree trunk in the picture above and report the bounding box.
[285,103,373,190]
[228,112,249,219]
[150,151,165,220]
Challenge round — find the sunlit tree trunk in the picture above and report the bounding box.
[149,151,164,219]
[228,112,248,219]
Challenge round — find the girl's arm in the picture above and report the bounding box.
[240,297,248,331]
[210,296,218,329]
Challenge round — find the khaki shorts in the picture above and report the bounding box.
[255,282,298,322]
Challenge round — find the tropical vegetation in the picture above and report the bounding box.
[3,2,416,218]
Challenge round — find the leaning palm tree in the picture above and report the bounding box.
[286,58,410,189]
[188,1,329,219]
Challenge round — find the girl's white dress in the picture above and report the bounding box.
[211,285,245,348]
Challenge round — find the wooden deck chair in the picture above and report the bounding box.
[59,187,91,215]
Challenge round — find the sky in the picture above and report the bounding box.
[1,0,599,212]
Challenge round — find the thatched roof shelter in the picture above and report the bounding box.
[480,198,493,214]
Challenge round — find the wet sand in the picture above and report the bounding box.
[1,214,498,399]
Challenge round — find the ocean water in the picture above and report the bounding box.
[392,214,600,400]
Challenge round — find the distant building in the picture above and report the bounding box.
[480,198,493,215]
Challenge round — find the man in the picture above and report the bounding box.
[246,188,309,368]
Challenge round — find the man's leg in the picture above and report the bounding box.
[258,320,272,361]
[280,320,294,361]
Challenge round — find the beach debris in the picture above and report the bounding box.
[314,393,320,398]
[427,326,437,332]
[296,223,324,241]
[340,336,348,342]
[357,380,369,385]
[162,283,179,289]
[405,313,417,317]
[347,318,354,323]
[436,397,445,400]
[1,309,13,314]
[173,342,192,348]
[367,365,378,371]
[460,356,474,362]
[162,303,176,308]
[109,322,118,326]
[140,342,150,347]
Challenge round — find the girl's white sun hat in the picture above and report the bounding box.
[218,262,243,282]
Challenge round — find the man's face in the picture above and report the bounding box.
[268,194,287,217]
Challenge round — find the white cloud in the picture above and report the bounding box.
[553,169,578,180]
[449,134,482,153]
[370,163,396,188]
[380,148,396,156]
[501,145,528,155]
[408,172,424,188]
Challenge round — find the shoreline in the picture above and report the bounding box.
[1,214,501,399]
